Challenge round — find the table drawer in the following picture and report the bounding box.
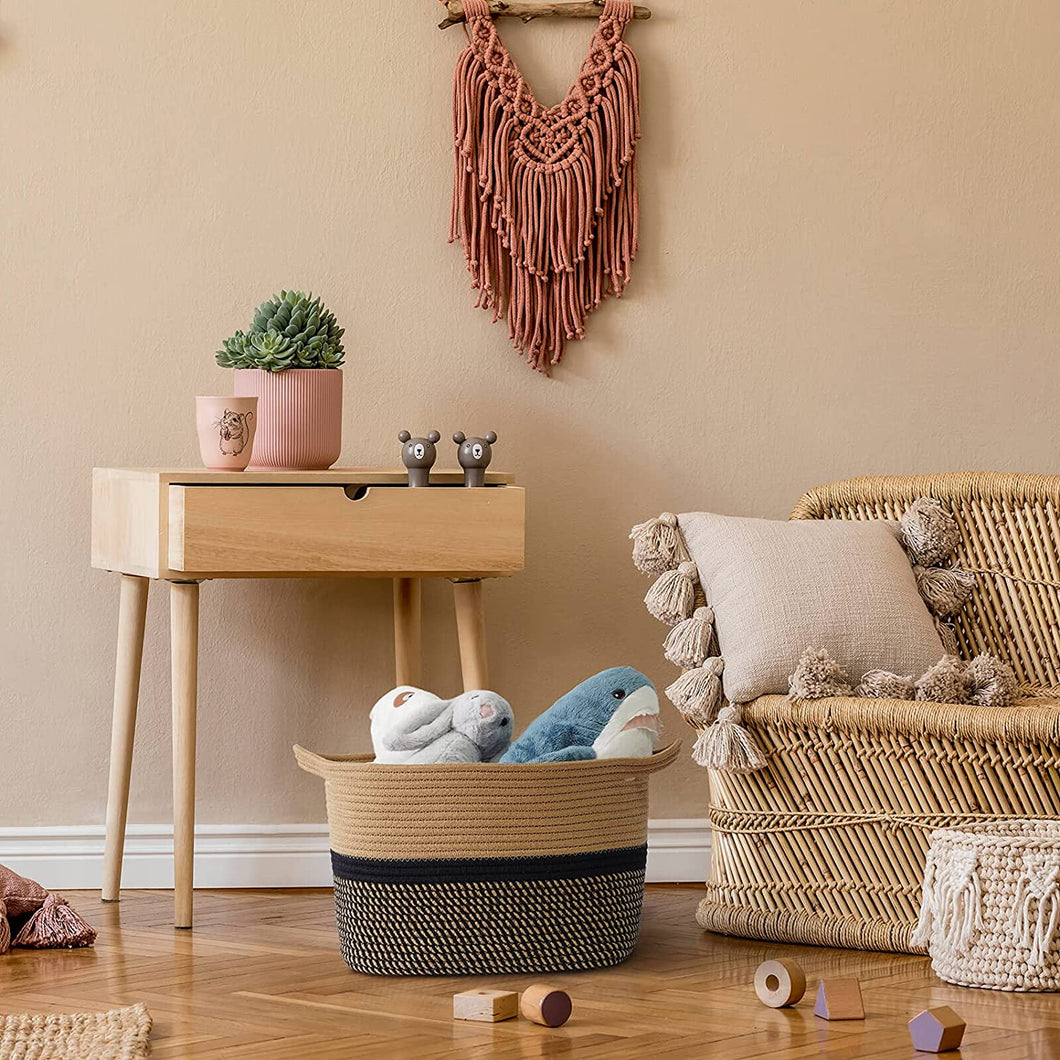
[168,485,525,576]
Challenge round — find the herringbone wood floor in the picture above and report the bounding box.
[1,887,1057,1058]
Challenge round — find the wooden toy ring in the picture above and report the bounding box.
[754,959,807,1008]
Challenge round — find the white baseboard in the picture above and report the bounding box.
[0,820,709,890]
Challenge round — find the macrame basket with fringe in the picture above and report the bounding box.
[633,473,1060,954]
[913,820,1060,991]
[294,742,678,976]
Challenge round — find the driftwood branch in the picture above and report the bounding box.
[439,1,652,30]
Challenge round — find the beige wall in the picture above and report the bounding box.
[3,0,1059,827]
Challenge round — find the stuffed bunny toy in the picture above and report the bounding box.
[370,686,514,764]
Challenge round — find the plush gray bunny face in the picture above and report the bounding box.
[450,690,513,761]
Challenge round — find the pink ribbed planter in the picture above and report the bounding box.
[233,368,342,470]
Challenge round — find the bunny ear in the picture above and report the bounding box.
[398,430,411,443]
[485,431,497,444]
[453,431,466,444]
[427,430,441,444]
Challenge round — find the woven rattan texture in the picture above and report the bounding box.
[698,473,1060,954]
[333,867,645,975]
[295,744,678,859]
[0,1004,150,1060]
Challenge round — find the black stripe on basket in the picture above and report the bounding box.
[331,844,647,884]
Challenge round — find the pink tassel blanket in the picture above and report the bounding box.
[448,0,641,372]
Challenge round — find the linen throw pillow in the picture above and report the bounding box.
[678,512,945,703]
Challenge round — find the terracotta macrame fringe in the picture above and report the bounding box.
[448,0,640,371]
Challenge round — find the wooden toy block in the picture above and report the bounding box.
[754,959,806,1008]
[452,989,519,1022]
[908,1005,966,1052]
[519,984,572,1027]
[813,978,864,1021]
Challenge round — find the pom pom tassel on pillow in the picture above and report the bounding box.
[692,706,766,773]
[914,565,977,618]
[788,648,854,700]
[666,658,725,726]
[644,561,699,625]
[901,497,962,566]
[663,606,716,668]
[629,513,684,575]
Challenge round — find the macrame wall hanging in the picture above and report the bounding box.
[440,0,650,373]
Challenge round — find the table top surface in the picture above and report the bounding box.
[94,466,515,485]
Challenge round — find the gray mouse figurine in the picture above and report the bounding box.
[399,430,441,487]
[452,431,497,487]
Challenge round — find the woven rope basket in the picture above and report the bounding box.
[295,742,678,976]
[683,472,1060,953]
[915,820,1060,991]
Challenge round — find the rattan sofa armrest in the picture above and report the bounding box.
[744,695,1060,745]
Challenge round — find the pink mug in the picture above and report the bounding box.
[196,396,258,471]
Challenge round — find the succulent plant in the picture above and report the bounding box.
[216,290,345,371]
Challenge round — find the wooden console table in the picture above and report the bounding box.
[91,467,525,928]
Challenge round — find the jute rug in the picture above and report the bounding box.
[0,1004,150,1059]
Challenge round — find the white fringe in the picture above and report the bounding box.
[915,846,982,955]
[1011,854,1060,970]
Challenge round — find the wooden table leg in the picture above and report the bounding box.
[393,577,422,687]
[170,580,199,929]
[452,578,489,691]
[101,574,150,902]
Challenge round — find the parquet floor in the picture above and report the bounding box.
[1,887,1058,1058]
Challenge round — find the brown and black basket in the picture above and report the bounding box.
[294,742,679,976]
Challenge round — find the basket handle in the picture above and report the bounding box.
[293,744,332,779]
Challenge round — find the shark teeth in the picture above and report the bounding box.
[621,713,659,733]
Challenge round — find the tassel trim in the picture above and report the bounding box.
[663,606,716,668]
[691,705,766,773]
[914,564,977,618]
[644,561,698,626]
[0,899,9,956]
[12,893,97,949]
[666,657,724,726]
[629,512,683,575]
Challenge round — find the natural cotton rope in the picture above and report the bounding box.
[447,0,640,371]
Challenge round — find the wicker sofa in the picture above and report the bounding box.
[667,472,1060,953]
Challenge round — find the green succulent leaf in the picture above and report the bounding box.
[215,290,346,371]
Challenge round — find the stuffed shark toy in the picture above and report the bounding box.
[499,666,660,764]
[370,686,514,764]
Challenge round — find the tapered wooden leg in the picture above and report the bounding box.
[170,581,199,929]
[452,578,489,691]
[393,578,422,687]
[101,574,150,902]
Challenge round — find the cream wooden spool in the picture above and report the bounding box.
[754,960,806,1008]
[520,985,572,1027]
